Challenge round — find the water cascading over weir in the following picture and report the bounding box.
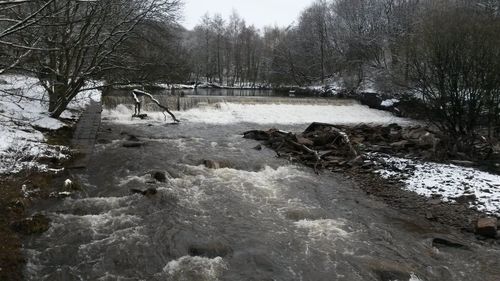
[102,89,356,112]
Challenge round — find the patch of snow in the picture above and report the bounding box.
[0,74,102,174]
[381,99,400,107]
[103,103,413,126]
[167,83,195,89]
[375,155,500,216]
[304,85,324,91]
[64,179,73,189]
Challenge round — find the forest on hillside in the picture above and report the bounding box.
[182,0,500,92]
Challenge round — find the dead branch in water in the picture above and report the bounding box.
[132,89,180,123]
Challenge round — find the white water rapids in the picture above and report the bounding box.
[23,98,500,281]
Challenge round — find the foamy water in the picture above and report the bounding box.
[23,99,500,281]
[161,256,228,281]
[102,102,412,125]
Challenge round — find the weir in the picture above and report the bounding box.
[102,94,357,111]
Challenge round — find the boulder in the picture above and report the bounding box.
[132,114,148,119]
[127,135,140,142]
[476,217,498,238]
[243,130,270,141]
[188,241,233,258]
[453,194,477,204]
[131,188,158,197]
[253,145,263,151]
[97,139,112,144]
[11,214,50,235]
[312,133,336,146]
[366,259,414,281]
[303,122,341,134]
[431,235,469,250]
[122,141,145,148]
[151,171,167,182]
[359,92,383,109]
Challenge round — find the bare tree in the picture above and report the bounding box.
[3,0,181,118]
[408,2,500,152]
[0,0,58,73]
[186,13,268,87]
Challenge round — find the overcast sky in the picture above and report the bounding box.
[181,0,314,30]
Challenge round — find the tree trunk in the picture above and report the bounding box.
[49,80,85,118]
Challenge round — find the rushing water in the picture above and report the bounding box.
[102,88,340,112]
[24,90,500,281]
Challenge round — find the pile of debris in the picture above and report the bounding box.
[243,122,447,173]
[244,123,500,238]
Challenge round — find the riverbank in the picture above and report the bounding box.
[0,74,101,280]
[0,170,75,280]
[244,123,500,240]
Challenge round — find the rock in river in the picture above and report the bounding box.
[122,141,145,148]
[476,217,498,238]
[11,214,50,235]
[188,241,233,258]
[151,171,167,182]
[131,188,158,197]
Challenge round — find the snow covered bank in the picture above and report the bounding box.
[374,155,500,216]
[103,102,412,125]
[0,75,101,174]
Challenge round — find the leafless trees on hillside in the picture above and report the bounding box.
[185,0,500,153]
[185,12,267,87]
[408,2,500,149]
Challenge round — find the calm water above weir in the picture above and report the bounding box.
[106,87,296,97]
[24,91,500,280]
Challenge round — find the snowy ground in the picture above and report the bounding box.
[0,75,101,174]
[103,103,412,125]
[373,154,500,216]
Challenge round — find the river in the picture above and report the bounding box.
[23,91,500,281]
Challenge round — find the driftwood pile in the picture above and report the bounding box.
[243,122,457,173]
